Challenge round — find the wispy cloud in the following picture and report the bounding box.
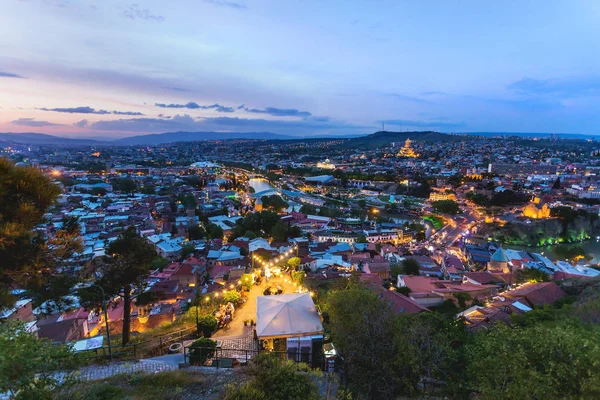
[38,106,144,115]
[162,86,192,93]
[384,93,430,104]
[421,91,448,96]
[507,76,600,98]
[382,119,466,129]
[12,118,63,127]
[0,71,24,78]
[203,0,247,10]
[73,119,89,128]
[241,106,312,118]
[87,114,367,134]
[122,4,165,22]
[155,102,234,112]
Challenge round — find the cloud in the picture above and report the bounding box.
[154,102,234,112]
[385,93,430,104]
[73,119,89,128]
[507,76,600,98]
[382,119,466,129]
[203,0,247,10]
[38,106,144,116]
[241,106,312,118]
[421,91,448,96]
[162,86,192,93]
[122,4,165,22]
[87,114,368,134]
[0,71,24,78]
[12,118,63,127]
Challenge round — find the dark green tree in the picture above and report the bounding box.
[0,159,82,309]
[90,228,156,344]
[402,258,421,275]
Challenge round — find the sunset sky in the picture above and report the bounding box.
[2,0,600,138]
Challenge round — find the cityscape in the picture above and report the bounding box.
[2,1,600,399]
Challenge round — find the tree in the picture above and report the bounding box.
[207,224,224,240]
[111,177,137,194]
[181,244,195,259]
[291,270,306,286]
[466,323,600,399]
[0,159,82,309]
[223,353,320,400]
[355,233,367,243]
[516,268,550,283]
[188,225,205,240]
[431,200,460,215]
[189,338,217,365]
[196,315,218,338]
[357,199,367,209]
[244,230,257,239]
[0,322,83,399]
[260,195,288,212]
[90,227,156,344]
[271,221,289,242]
[402,258,421,275]
[326,284,400,398]
[287,257,301,271]
[222,290,241,304]
[149,257,170,271]
[241,274,253,291]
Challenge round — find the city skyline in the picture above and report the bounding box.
[2,0,600,138]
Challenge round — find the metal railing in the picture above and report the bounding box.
[183,345,326,371]
[78,325,199,362]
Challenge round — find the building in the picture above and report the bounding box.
[397,138,418,158]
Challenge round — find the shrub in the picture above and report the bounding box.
[188,338,217,366]
[222,290,241,304]
[291,270,306,286]
[241,273,253,291]
[223,353,320,400]
[196,314,218,337]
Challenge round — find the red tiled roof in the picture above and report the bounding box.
[504,282,566,307]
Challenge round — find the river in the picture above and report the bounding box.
[505,241,600,263]
[248,178,274,194]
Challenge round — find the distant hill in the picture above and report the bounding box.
[115,131,295,145]
[334,131,463,150]
[0,132,101,146]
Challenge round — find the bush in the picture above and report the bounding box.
[223,353,320,400]
[222,290,241,304]
[188,338,217,366]
[291,270,306,286]
[241,273,253,291]
[196,314,218,337]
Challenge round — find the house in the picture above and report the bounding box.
[503,282,566,308]
[361,274,429,314]
[0,299,34,323]
[364,261,391,280]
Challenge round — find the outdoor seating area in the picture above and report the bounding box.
[213,302,235,329]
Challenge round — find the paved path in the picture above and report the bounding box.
[213,276,298,338]
[72,359,178,381]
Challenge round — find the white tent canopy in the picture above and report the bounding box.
[256,293,323,339]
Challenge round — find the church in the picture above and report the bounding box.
[397,138,418,158]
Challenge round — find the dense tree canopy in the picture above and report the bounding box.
[84,227,156,344]
[0,159,82,309]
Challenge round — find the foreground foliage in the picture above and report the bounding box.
[326,279,600,399]
[222,353,321,400]
[0,322,82,399]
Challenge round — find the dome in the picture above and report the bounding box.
[491,248,509,263]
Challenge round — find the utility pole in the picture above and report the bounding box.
[91,284,112,361]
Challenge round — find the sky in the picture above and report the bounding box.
[1,0,600,138]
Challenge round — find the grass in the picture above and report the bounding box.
[57,370,207,400]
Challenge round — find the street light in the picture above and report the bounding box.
[90,284,112,360]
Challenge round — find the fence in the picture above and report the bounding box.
[183,345,326,371]
[80,325,199,362]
